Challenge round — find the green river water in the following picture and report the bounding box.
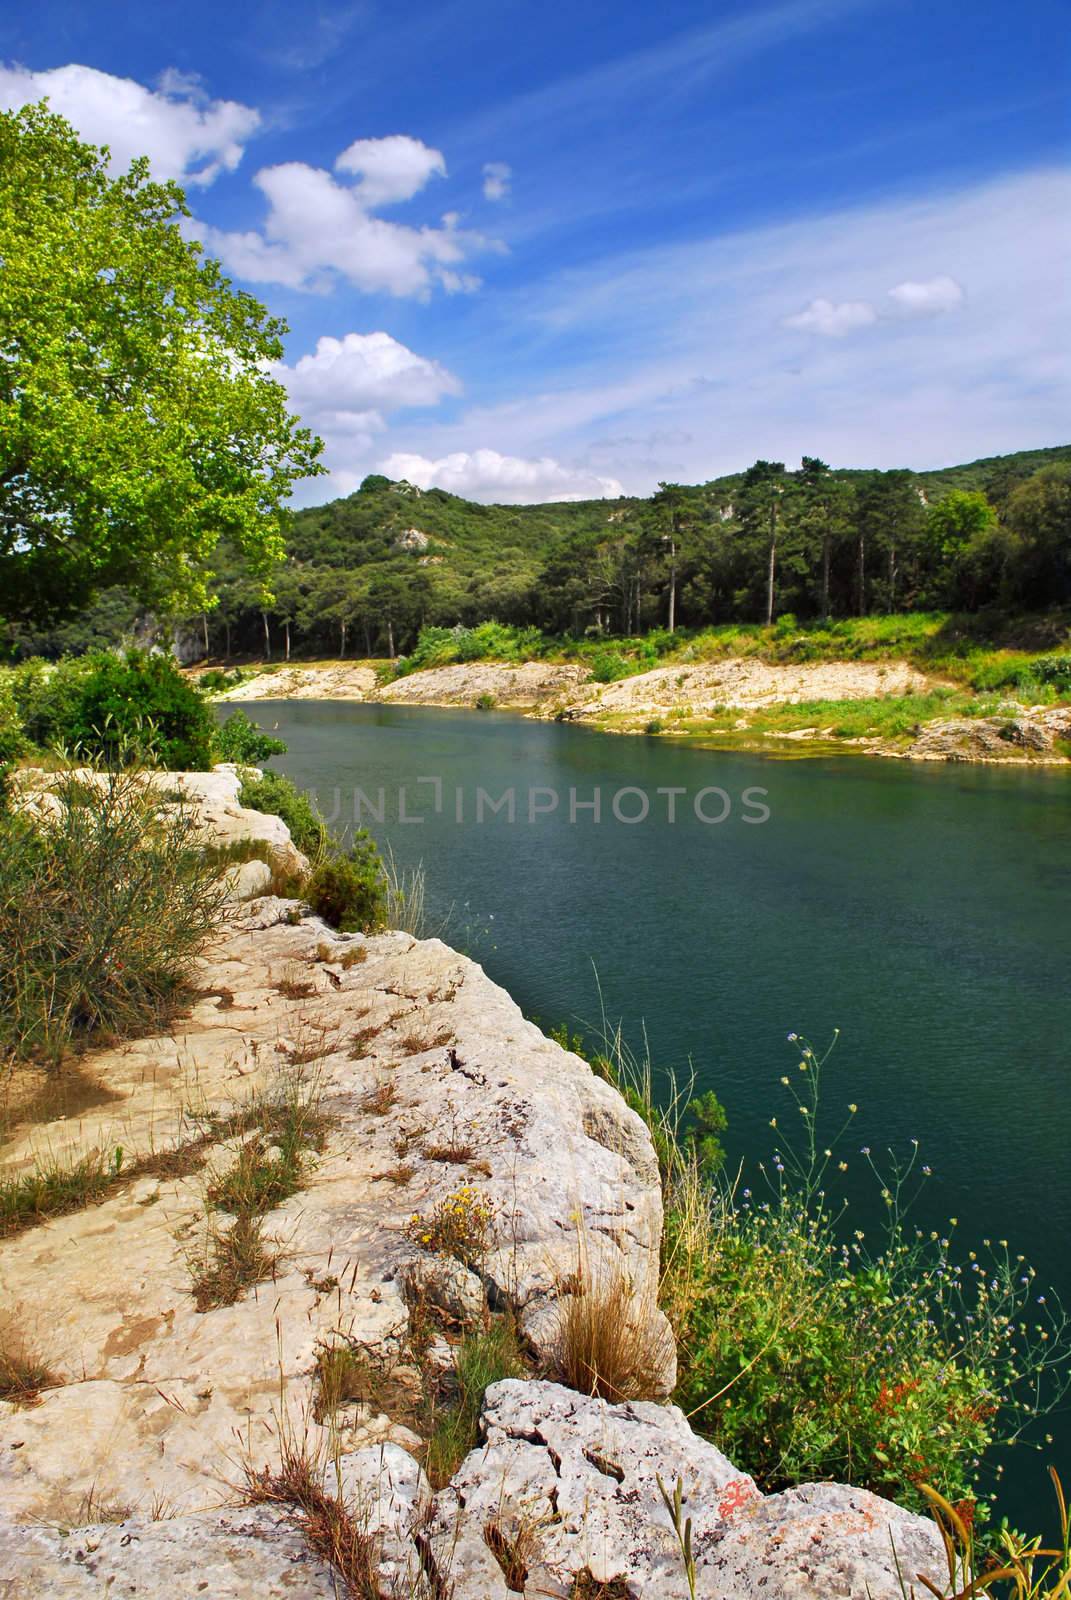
[247,699,1071,1524]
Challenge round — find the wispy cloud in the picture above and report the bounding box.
[451,0,883,152]
[359,165,1069,494]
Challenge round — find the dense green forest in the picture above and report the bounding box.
[8,445,1071,662]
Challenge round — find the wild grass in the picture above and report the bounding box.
[550,1272,673,1405]
[382,845,435,938]
[190,1210,279,1312]
[902,1471,1071,1599]
[425,1318,524,1487]
[189,1067,331,1310]
[0,1316,60,1405]
[0,767,226,1065]
[0,1107,255,1238]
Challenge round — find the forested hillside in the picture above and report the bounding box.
[8,446,1071,662]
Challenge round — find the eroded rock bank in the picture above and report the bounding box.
[0,778,949,1596]
[215,657,1071,763]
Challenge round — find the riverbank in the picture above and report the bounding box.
[0,772,949,1597]
[215,655,1071,764]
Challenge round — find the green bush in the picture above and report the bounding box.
[590,650,630,683]
[9,650,215,769]
[213,710,287,765]
[305,831,387,933]
[662,1033,1071,1518]
[0,769,225,1063]
[0,676,25,803]
[198,667,246,693]
[237,770,328,858]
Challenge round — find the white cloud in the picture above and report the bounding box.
[276,331,460,425]
[377,449,624,503]
[783,296,877,336]
[482,161,512,201]
[887,274,965,316]
[0,62,258,184]
[200,139,498,298]
[335,134,446,206]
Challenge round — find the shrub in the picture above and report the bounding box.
[213,710,287,765]
[475,691,496,711]
[0,769,225,1063]
[198,667,245,693]
[237,769,328,858]
[0,675,25,803]
[663,1033,1071,1517]
[305,830,388,932]
[590,650,630,683]
[10,650,215,769]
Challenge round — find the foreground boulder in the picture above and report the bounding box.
[423,1380,946,1599]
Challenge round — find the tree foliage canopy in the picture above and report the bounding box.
[0,103,323,625]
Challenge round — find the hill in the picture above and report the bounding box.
[7,445,1069,662]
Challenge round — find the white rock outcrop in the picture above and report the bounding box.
[422,1380,947,1598]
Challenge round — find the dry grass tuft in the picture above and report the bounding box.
[373,1163,415,1186]
[422,1141,474,1165]
[570,1574,631,1598]
[274,975,317,1000]
[484,1514,546,1593]
[0,1316,60,1405]
[397,1028,453,1057]
[360,1080,399,1116]
[246,1436,389,1600]
[550,1273,673,1405]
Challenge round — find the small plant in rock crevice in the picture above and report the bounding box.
[406,1184,496,1271]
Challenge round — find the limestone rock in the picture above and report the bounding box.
[225,856,274,900]
[423,1380,947,1600]
[0,1505,339,1598]
[402,1253,487,1325]
[0,904,663,1525]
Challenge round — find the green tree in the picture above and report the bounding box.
[855,470,925,615]
[0,103,323,627]
[925,490,997,607]
[735,461,796,624]
[1003,465,1071,606]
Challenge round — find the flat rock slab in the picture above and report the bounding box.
[0,898,665,1523]
[0,1505,339,1598]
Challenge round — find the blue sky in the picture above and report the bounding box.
[2,0,1068,501]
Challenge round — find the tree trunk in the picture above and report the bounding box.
[668,537,677,633]
[340,619,347,658]
[821,534,831,620]
[887,542,897,613]
[201,612,209,658]
[765,501,778,627]
[261,611,271,660]
[363,623,372,656]
[857,535,866,617]
[387,618,395,659]
[223,618,231,661]
[284,619,291,661]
